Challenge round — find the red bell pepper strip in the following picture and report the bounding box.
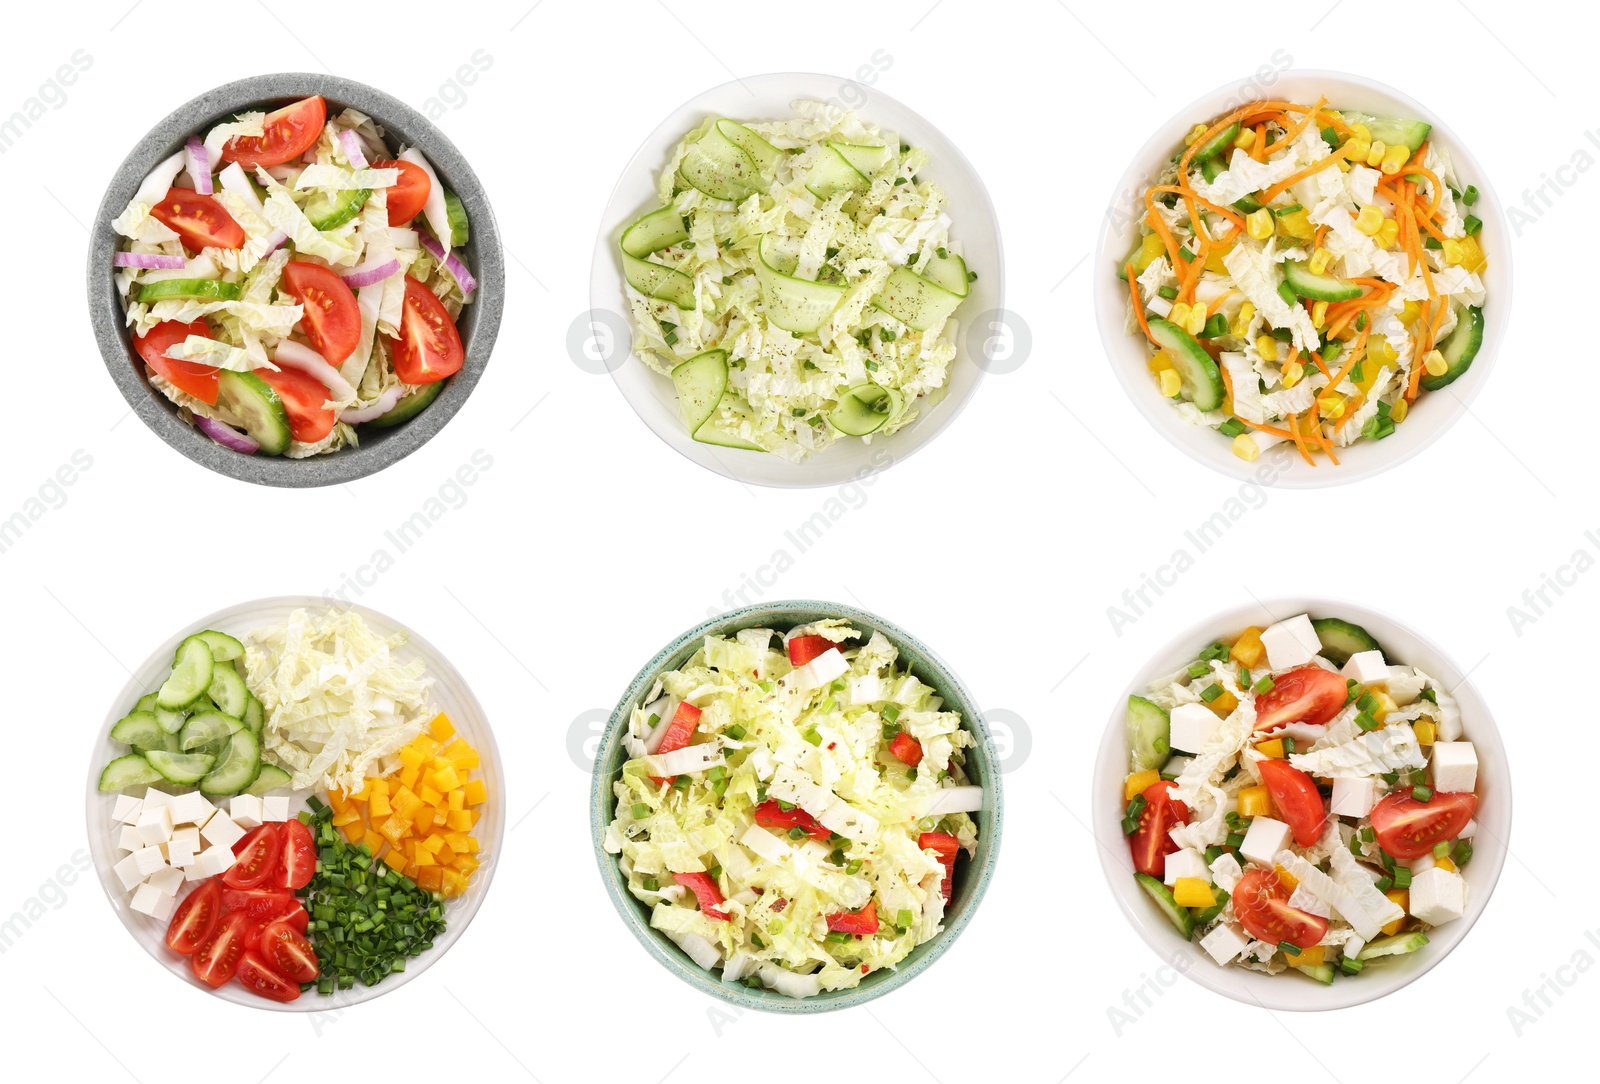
[919,831,960,902]
[673,871,730,920]
[786,634,833,666]
[649,701,703,788]
[753,799,831,842]
[826,900,879,936]
[888,731,924,766]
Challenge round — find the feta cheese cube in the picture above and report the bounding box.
[131,845,167,877]
[1386,667,1426,706]
[117,825,142,852]
[134,805,173,846]
[147,866,185,897]
[1209,852,1244,892]
[1169,702,1221,753]
[1239,816,1293,866]
[171,826,201,850]
[1341,650,1389,684]
[1431,741,1478,793]
[262,796,291,822]
[200,812,245,849]
[130,882,165,916]
[1329,777,1377,819]
[112,795,143,824]
[168,792,215,826]
[1408,866,1466,925]
[197,845,235,877]
[141,787,173,808]
[229,795,264,828]
[1163,848,1212,886]
[166,839,196,869]
[1200,922,1251,966]
[112,852,146,891]
[1260,614,1321,670]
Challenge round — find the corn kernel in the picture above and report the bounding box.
[1169,301,1192,329]
[1230,301,1257,337]
[1230,627,1265,668]
[1444,234,1487,273]
[1282,360,1305,387]
[1233,127,1256,150]
[1318,393,1345,419]
[1355,205,1384,235]
[1173,878,1215,908]
[1436,857,1458,874]
[1185,303,1207,335]
[1308,247,1332,275]
[1423,349,1449,377]
[1238,785,1272,818]
[1158,368,1182,397]
[1246,207,1275,240]
[1277,208,1313,241]
[1231,432,1260,462]
[1365,139,1387,167]
[1125,769,1161,801]
[1390,398,1409,423]
[1380,143,1410,175]
[1399,300,1421,326]
[1147,350,1175,374]
[1256,738,1286,759]
[1375,219,1400,249]
[1349,123,1371,141]
[1311,300,1329,329]
[1336,158,1351,172]
[1256,334,1279,362]
[1184,123,1208,146]
[1345,132,1371,163]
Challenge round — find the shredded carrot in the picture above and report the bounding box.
[1329,327,1368,389]
[1314,224,1328,250]
[1206,288,1239,317]
[1274,96,1326,150]
[1242,417,1295,439]
[1286,412,1314,466]
[1126,262,1157,345]
[1259,143,1356,203]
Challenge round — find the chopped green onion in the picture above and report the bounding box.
[1200,684,1223,703]
[1412,785,1433,803]
[1463,214,1482,235]
[1462,185,1479,206]
[1452,840,1473,867]
[1158,285,1179,301]
[1432,841,1450,858]
[1360,826,1375,843]
[882,705,900,724]
[1253,676,1275,695]
[1375,875,1393,892]
[1393,866,1413,889]
[631,803,650,819]
[1279,940,1302,956]
[1188,661,1209,679]
[1341,956,1364,975]
[726,723,747,740]
[1219,417,1246,437]
[897,908,914,928]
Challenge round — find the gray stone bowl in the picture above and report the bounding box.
[87,73,504,488]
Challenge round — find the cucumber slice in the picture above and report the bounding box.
[716,120,782,174]
[200,727,262,796]
[1343,112,1432,154]
[1126,695,1172,772]
[920,251,970,298]
[1193,884,1229,925]
[1135,872,1195,940]
[206,664,248,718]
[1294,962,1336,984]
[303,187,370,231]
[693,412,763,450]
[671,350,729,434]
[622,249,696,310]
[366,380,445,428]
[1357,931,1429,960]
[829,384,902,436]
[828,141,892,178]
[872,265,964,332]
[158,637,214,710]
[1192,122,1239,162]
[242,694,264,736]
[98,753,164,792]
[756,233,846,333]
[111,711,172,753]
[1309,618,1380,666]
[442,188,470,247]
[1146,319,1225,412]
[180,711,242,753]
[1201,156,1262,213]
[1284,259,1363,302]
[679,122,759,201]
[137,278,242,304]
[185,629,243,663]
[245,764,293,795]
[134,692,158,714]
[621,206,689,258]
[804,144,870,199]
[146,749,217,786]
[154,704,187,735]
[215,370,292,455]
[1420,305,1482,391]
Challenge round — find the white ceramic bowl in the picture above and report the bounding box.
[1091,598,1510,1011]
[589,71,1004,488]
[84,597,504,1012]
[1094,70,1511,488]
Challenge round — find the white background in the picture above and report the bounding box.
[0,1,1589,1081]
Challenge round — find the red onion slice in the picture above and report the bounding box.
[341,258,400,289]
[184,136,212,195]
[194,414,258,454]
[419,233,477,295]
[261,229,289,255]
[114,252,186,270]
[338,129,369,169]
[338,385,404,423]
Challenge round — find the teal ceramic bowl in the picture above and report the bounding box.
[590,600,1003,1013]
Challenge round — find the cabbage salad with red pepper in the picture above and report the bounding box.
[604,619,982,997]
[112,95,475,458]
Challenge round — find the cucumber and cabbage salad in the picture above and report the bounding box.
[1120,98,1488,466]
[620,102,976,460]
[603,620,982,997]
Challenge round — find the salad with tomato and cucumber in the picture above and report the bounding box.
[603,619,983,997]
[1119,96,1487,467]
[1120,613,1481,983]
[113,94,475,458]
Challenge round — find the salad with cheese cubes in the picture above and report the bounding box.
[1118,96,1488,467]
[113,94,475,459]
[1120,613,1480,983]
[619,102,976,460]
[603,619,982,997]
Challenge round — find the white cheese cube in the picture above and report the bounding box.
[1261,614,1321,670]
[185,864,210,882]
[1341,650,1389,684]
[130,882,165,916]
[166,839,196,869]
[112,852,146,891]
[141,787,173,808]
[229,795,264,828]
[1169,703,1221,753]
[200,812,245,849]
[1200,922,1251,966]
[1430,741,1478,793]
[171,826,201,850]
[1163,848,1212,886]
[1209,852,1244,892]
[1239,817,1293,866]
[262,796,291,822]
[134,805,173,846]
[112,795,143,824]
[1408,866,1466,925]
[117,825,142,852]
[1458,818,1477,839]
[168,792,215,826]
[1386,667,1426,706]
[197,845,236,877]
[132,846,167,877]
[1329,777,1377,819]
[148,866,185,897]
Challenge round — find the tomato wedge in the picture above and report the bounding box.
[236,949,301,1002]
[255,366,338,444]
[1128,780,1189,879]
[1232,867,1328,948]
[191,910,253,987]
[373,159,430,226]
[1370,791,1477,860]
[275,818,315,891]
[135,319,219,404]
[1254,666,1348,733]
[149,188,245,251]
[1257,760,1327,847]
[752,799,831,842]
[787,635,833,666]
[249,898,307,949]
[164,879,222,955]
[258,918,319,983]
[220,96,327,168]
[280,261,361,364]
[223,824,283,890]
[392,276,465,384]
[222,885,292,920]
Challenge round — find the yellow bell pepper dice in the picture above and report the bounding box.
[382,848,409,873]
[1231,627,1266,668]
[430,764,461,792]
[1383,890,1409,936]
[453,854,481,875]
[398,745,426,771]
[1238,785,1273,818]
[430,713,456,741]
[380,813,413,845]
[1296,945,1327,968]
[1273,864,1300,893]
[440,869,469,897]
[1173,878,1215,908]
[444,832,472,854]
[1207,689,1240,718]
[1255,739,1286,759]
[331,806,362,828]
[463,778,488,806]
[369,791,393,818]
[341,821,366,844]
[362,829,387,855]
[1124,769,1161,802]
[417,865,445,893]
[399,765,420,789]
[1413,720,1437,746]
[391,786,423,818]
[447,809,475,832]
[418,784,443,807]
